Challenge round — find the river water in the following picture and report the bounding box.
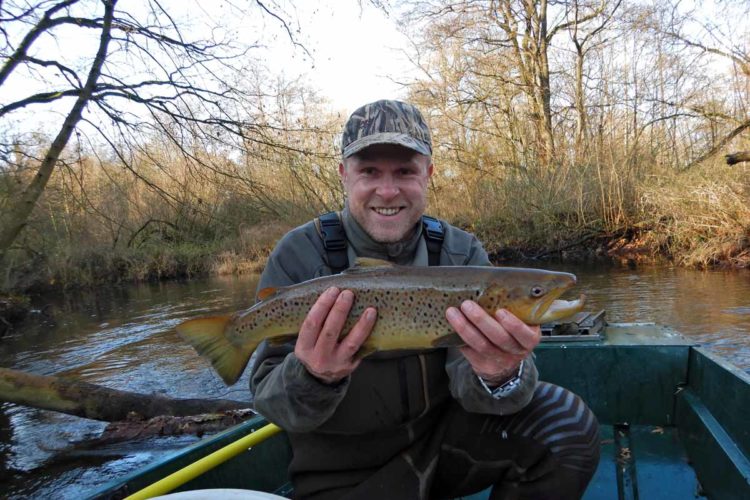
[1,263,749,498]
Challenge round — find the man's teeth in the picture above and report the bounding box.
[374,208,400,216]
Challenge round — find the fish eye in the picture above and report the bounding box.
[530,286,545,298]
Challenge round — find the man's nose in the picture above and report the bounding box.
[375,176,399,199]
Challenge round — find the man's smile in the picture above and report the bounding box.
[372,207,404,216]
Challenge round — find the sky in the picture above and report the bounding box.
[0,1,420,137]
[260,1,419,113]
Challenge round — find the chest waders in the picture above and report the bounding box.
[315,211,445,273]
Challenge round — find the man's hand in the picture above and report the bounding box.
[446,301,541,386]
[295,287,377,385]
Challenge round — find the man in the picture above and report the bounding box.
[251,100,600,499]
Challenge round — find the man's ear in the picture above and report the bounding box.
[427,162,434,178]
[338,161,346,180]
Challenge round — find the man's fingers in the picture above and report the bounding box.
[298,287,340,352]
[459,301,526,355]
[446,306,501,355]
[338,307,377,358]
[297,297,373,385]
[495,309,541,352]
[316,289,355,350]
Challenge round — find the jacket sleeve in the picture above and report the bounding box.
[249,225,351,432]
[251,343,351,432]
[446,351,539,415]
[443,230,540,415]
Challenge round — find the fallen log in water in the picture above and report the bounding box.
[0,367,249,422]
[99,409,256,442]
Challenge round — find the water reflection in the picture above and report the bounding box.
[0,265,749,497]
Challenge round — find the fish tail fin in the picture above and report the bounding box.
[176,316,254,386]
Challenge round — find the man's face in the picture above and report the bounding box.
[339,144,433,243]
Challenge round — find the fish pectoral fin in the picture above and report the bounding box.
[343,257,395,274]
[431,333,465,348]
[175,316,253,386]
[354,342,377,360]
[265,333,298,347]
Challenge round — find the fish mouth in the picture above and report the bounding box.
[536,295,586,323]
[530,279,585,324]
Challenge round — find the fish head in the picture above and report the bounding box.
[484,268,585,325]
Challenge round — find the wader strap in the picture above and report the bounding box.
[315,212,445,272]
[317,211,349,274]
[421,215,444,266]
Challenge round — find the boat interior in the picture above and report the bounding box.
[92,317,750,500]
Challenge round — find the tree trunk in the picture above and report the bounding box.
[0,367,248,421]
[725,151,750,165]
[574,43,586,162]
[96,410,257,444]
[683,119,750,169]
[535,0,556,165]
[0,0,116,266]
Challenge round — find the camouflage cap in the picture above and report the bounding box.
[341,99,432,158]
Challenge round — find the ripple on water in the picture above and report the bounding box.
[722,306,750,315]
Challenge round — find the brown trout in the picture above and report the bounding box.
[176,258,584,385]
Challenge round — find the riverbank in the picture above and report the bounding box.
[3,216,748,297]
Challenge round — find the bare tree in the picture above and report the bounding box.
[0,0,306,268]
[641,0,750,169]
[567,0,621,161]
[402,1,618,168]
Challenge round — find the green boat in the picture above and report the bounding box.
[90,315,750,499]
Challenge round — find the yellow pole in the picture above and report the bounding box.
[125,423,282,500]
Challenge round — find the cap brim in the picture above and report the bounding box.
[343,132,431,158]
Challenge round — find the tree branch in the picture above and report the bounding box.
[683,118,750,170]
[0,1,103,87]
[0,0,117,263]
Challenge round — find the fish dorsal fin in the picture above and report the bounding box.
[257,287,280,301]
[355,257,394,267]
[343,257,395,273]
